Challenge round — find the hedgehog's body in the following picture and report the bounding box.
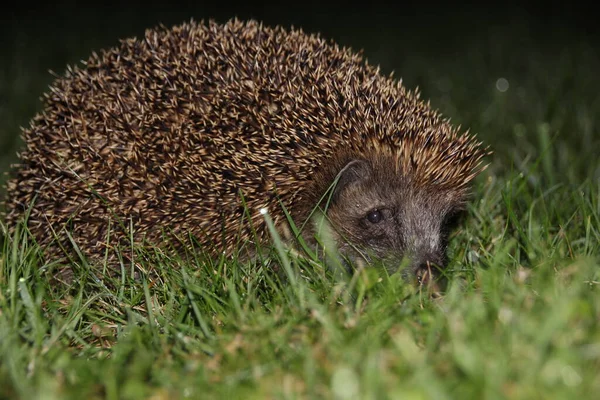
[3,19,487,280]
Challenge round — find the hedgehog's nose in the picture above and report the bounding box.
[414,259,443,284]
[414,261,443,296]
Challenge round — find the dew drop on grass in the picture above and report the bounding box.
[496,77,509,92]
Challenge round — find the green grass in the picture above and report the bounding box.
[1,9,600,400]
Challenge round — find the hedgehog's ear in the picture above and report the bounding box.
[331,159,370,203]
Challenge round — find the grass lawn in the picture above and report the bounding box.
[1,5,599,399]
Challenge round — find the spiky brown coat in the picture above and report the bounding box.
[3,19,487,272]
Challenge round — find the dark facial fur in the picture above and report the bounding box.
[305,152,467,280]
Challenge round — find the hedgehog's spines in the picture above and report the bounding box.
[3,18,489,268]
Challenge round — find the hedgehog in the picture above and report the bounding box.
[2,18,488,284]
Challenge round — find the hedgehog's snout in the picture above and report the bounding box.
[388,241,445,279]
[412,254,445,279]
[395,202,449,279]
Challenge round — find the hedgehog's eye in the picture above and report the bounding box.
[366,209,383,224]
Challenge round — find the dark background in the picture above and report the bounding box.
[4,2,597,55]
[1,0,599,184]
[3,1,597,83]
[4,1,597,42]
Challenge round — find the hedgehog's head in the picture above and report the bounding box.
[311,141,487,284]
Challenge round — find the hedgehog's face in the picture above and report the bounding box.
[323,159,464,282]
